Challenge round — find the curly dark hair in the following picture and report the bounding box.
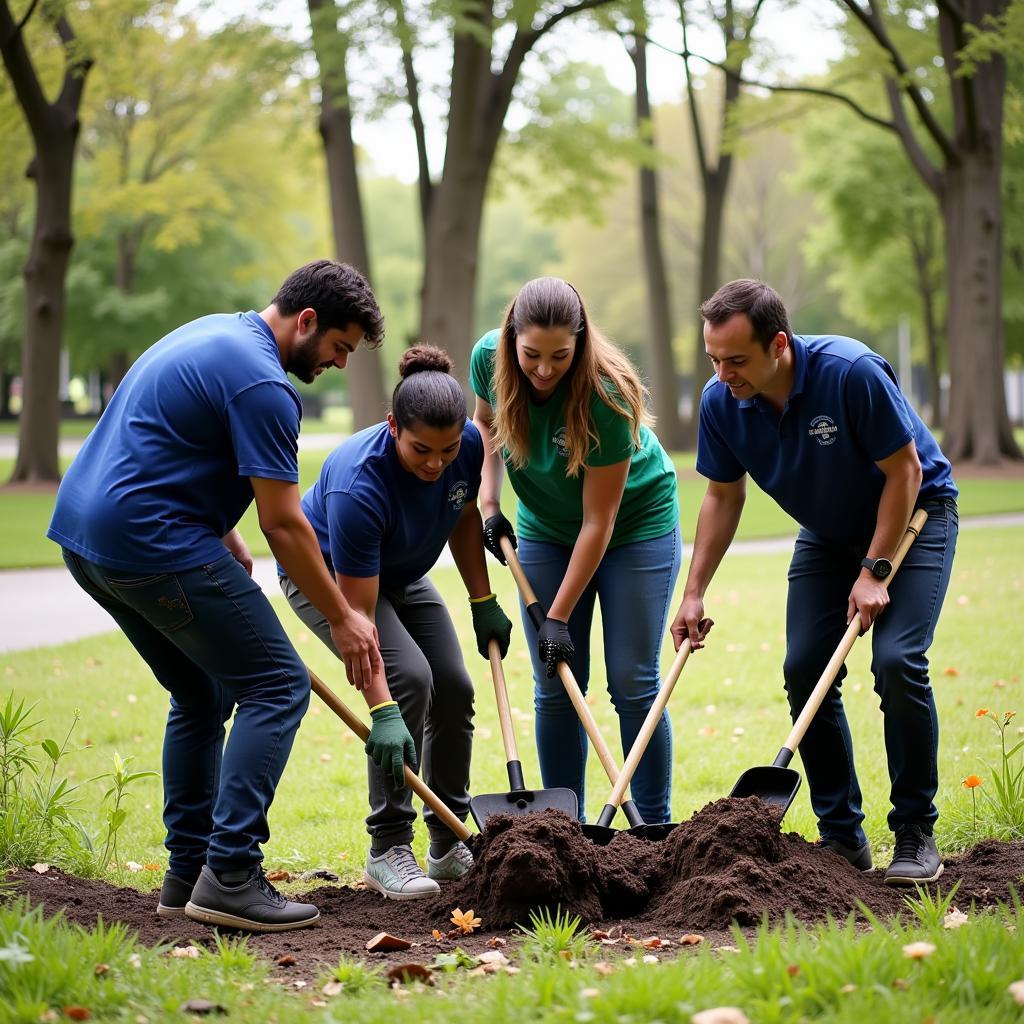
[272,260,384,349]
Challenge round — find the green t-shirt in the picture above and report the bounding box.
[469,330,679,549]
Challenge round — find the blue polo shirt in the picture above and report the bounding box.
[696,335,957,542]
[297,420,484,591]
[48,312,301,572]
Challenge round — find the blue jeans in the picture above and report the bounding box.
[783,498,958,845]
[517,527,681,824]
[61,549,310,878]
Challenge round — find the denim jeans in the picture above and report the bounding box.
[516,526,681,824]
[280,574,474,850]
[783,499,958,845]
[61,549,310,877]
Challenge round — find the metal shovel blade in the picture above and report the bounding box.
[581,821,679,846]
[729,765,802,815]
[469,786,578,830]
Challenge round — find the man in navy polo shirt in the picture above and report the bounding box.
[47,260,415,931]
[671,279,958,885]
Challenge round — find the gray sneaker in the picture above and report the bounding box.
[364,845,440,900]
[884,824,944,886]
[426,841,474,880]
[157,871,197,918]
[817,837,873,872]
[185,865,320,932]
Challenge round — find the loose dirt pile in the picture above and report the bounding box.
[10,797,1024,978]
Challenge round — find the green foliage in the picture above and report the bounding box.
[975,709,1024,837]
[323,954,385,993]
[87,752,158,883]
[206,933,259,974]
[901,882,963,930]
[430,946,478,971]
[518,906,589,962]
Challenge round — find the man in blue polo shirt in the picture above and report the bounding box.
[671,279,958,885]
[47,260,416,931]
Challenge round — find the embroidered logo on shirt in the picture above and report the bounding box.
[552,427,569,459]
[447,480,469,510]
[808,415,839,446]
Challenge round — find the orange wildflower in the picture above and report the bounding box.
[962,775,983,789]
[975,708,989,717]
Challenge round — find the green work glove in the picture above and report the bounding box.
[365,703,417,789]
[470,593,514,660]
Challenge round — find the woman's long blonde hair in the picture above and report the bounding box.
[491,277,652,477]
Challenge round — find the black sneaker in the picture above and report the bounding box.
[884,824,944,886]
[157,871,197,918]
[817,837,873,872]
[185,865,320,932]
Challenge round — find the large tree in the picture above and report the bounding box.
[1,0,92,482]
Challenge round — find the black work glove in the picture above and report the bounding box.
[482,512,517,565]
[469,594,514,659]
[538,617,573,678]
[365,703,417,789]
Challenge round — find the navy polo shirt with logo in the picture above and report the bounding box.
[294,420,483,591]
[696,335,957,543]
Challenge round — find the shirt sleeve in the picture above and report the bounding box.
[227,381,301,481]
[463,421,484,503]
[587,391,636,467]
[324,489,385,579]
[845,356,915,462]
[469,335,497,403]
[695,392,746,483]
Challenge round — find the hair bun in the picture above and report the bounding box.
[398,344,453,378]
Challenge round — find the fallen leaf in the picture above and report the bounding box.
[477,950,509,966]
[127,694,137,704]
[679,934,704,946]
[642,954,660,964]
[623,957,637,967]
[179,999,227,1015]
[127,954,141,970]
[125,861,144,873]
[892,978,911,990]
[716,946,741,954]
[943,908,969,929]
[39,1011,59,1023]
[275,955,297,967]
[839,984,857,994]
[558,950,574,961]
[697,726,719,738]
[293,980,307,989]
[581,988,600,999]
[450,908,482,934]
[310,1000,327,1008]
[265,869,291,882]
[170,946,202,959]
[691,1009,749,1024]
[63,1010,91,1021]
[902,941,936,959]
[386,963,433,986]
[590,929,611,940]
[94,964,109,976]
[486,936,507,948]
[642,936,667,948]
[943,667,960,676]
[503,965,521,975]
[594,962,616,977]
[143,863,160,871]
[319,753,332,762]
[786,964,800,977]
[321,981,343,997]
[599,937,621,945]
[1008,980,1024,1006]
[366,932,413,953]
[32,863,50,874]
[432,929,443,941]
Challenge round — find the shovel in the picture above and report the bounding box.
[307,667,472,842]
[730,508,928,816]
[469,639,579,828]
[499,537,644,830]
[582,636,695,845]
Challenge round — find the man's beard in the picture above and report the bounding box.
[286,330,327,383]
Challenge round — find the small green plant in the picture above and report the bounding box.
[88,752,158,880]
[206,933,258,973]
[901,881,962,929]
[973,708,1024,837]
[431,947,478,971]
[518,906,588,962]
[322,954,384,994]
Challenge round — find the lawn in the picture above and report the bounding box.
[1,527,1022,1020]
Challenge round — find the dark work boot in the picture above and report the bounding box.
[884,824,944,886]
[157,871,197,918]
[816,837,873,872]
[185,865,320,932]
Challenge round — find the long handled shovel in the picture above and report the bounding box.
[307,667,472,843]
[582,637,694,845]
[729,509,928,817]
[469,639,579,828]
[499,537,645,829]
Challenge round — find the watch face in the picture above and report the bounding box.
[873,559,893,579]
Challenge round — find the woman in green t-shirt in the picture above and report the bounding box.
[470,276,681,824]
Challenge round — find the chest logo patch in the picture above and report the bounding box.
[552,426,569,459]
[808,415,839,447]
[447,479,469,511]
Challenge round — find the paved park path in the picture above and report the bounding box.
[1,513,1021,654]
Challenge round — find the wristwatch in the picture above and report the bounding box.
[861,556,893,580]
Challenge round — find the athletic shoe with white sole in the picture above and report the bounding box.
[156,871,197,918]
[884,824,944,886]
[364,844,440,899]
[426,841,474,880]
[185,865,320,932]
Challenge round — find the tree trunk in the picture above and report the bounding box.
[0,368,12,418]
[940,150,1018,462]
[632,29,682,449]
[308,0,387,429]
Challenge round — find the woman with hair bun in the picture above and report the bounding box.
[280,345,512,899]
[471,278,681,826]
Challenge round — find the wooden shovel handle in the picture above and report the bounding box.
[488,639,519,764]
[781,508,928,756]
[308,668,471,841]
[605,638,691,809]
[500,537,622,789]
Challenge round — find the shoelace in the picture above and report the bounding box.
[253,867,286,905]
[445,843,473,868]
[383,845,426,881]
[892,826,925,863]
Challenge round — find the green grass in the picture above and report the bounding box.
[2,449,1023,569]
